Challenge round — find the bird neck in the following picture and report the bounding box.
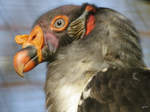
[45,35,145,112]
[45,39,107,112]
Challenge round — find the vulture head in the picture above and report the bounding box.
[13,3,144,77]
[13,4,97,77]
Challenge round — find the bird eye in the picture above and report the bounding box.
[50,15,69,32]
[54,18,65,28]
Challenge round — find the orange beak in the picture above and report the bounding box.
[13,25,44,77]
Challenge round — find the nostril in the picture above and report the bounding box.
[32,35,37,40]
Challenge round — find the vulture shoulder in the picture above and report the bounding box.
[78,67,150,112]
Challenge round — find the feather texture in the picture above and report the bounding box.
[78,67,150,112]
[42,4,148,112]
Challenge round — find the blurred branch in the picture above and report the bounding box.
[140,31,150,37]
[0,25,30,31]
[0,81,44,88]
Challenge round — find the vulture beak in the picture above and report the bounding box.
[13,25,44,77]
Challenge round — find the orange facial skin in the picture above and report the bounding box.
[13,25,44,77]
[85,15,95,36]
[85,5,96,13]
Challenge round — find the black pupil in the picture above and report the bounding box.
[57,20,62,26]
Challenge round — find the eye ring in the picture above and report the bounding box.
[50,15,69,32]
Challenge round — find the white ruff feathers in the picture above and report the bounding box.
[58,85,82,112]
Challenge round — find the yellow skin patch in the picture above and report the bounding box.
[15,34,29,45]
[15,25,44,62]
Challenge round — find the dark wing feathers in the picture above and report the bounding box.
[78,67,150,112]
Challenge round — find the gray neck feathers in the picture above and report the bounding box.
[45,8,145,112]
[81,8,145,68]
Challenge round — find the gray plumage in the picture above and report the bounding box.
[34,3,150,112]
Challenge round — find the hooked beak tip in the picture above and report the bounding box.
[13,53,25,77]
[13,46,37,77]
[15,64,24,78]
